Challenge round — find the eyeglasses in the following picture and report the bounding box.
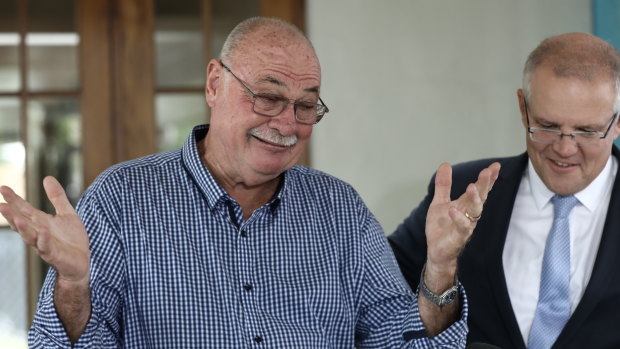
[219,61,329,125]
[524,98,618,145]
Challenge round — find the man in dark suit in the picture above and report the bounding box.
[389,32,620,349]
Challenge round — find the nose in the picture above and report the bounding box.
[268,102,297,135]
[552,133,579,156]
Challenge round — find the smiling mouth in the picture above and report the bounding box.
[551,159,576,168]
[248,128,297,148]
[252,135,294,148]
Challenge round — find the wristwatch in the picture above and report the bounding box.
[418,264,459,307]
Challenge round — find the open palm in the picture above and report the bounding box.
[425,162,500,268]
[0,176,89,284]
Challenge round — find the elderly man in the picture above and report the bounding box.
[390,32,620,349]
[1,17,498,348]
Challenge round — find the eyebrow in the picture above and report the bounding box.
[533,114,609,130]
[259,75,320,94]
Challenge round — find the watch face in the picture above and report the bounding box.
[439,287,458,306]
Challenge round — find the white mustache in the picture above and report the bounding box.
[249,127,297,147]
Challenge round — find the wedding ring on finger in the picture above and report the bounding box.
[465,211,482,222]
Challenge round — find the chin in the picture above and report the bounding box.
[253,162,292,177]
[546,181,582,196]
[255,155,299,172]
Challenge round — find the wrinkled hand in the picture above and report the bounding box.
[425,162,500,273]
[0,176,89,284]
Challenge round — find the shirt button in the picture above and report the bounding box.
[254,335,263,343]
[240,230,248,237]
[243,284,253,291]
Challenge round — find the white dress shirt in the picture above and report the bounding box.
[503,155,617,344]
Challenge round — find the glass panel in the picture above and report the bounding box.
[0,0,19,93]
[0,230,27,348]
[212,0,259,56]
[0,98,24,227]
[156,93,207,151]
[155,0,204,88]
[0,35,20,92]
[27,34,79,91]
[27,98,82,214]
[27,0,78,91]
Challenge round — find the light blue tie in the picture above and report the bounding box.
[527,195,579,349]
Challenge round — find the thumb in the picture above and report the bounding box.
[43,176,75,215]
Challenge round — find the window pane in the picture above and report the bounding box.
[27,98,82,213]
[156,93,207,151]
[27,0,78,91]
[212,0,259,56]
[0,98,24,227]
[155,0,204,88]
[0,36,20,92]
[0,230,27,348]
[0,0,19,92]
[27,33,79,91]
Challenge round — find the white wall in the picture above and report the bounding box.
[306,1,591,234]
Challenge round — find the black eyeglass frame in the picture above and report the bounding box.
[524,98,618,144]
[219,60,329,125]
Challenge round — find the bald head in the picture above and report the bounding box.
[522,32,620,111]
[220,17,315,64]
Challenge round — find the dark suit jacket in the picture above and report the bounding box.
[388,146,620,349]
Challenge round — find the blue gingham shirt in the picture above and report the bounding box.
[29,125,468,348]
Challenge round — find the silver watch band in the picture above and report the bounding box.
[418,263,459,307]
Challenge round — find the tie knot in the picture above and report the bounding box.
[551,194,579,219]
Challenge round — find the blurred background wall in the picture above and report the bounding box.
[307,0,591,233]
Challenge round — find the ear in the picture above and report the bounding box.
[611,112,620,141]
[517,89,527,128]
[205,59,222,108]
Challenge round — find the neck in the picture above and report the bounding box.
[199,139,282,220]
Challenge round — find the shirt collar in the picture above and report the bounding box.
[527,155,616,212]
[182,124,286,212]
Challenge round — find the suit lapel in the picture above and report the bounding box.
[554,146,620,347]
[483,153,529,348]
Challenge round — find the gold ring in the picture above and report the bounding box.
[465,211,482,222]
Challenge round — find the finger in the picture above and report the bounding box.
[478,162,501,192]
[0,186,44,224]
[35,225,53,256]
[13,215,42,247]
[1,186,55,240]
[473,162,501,203]
[0,185,20,203]
[448,206,475,235]
[432,162,453,204]
[466,182,483,206]
[488,162,501,189]
[459,183,483,219]
[43,176,75,216]
[0,203,17,231]
[474,169,492,202]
